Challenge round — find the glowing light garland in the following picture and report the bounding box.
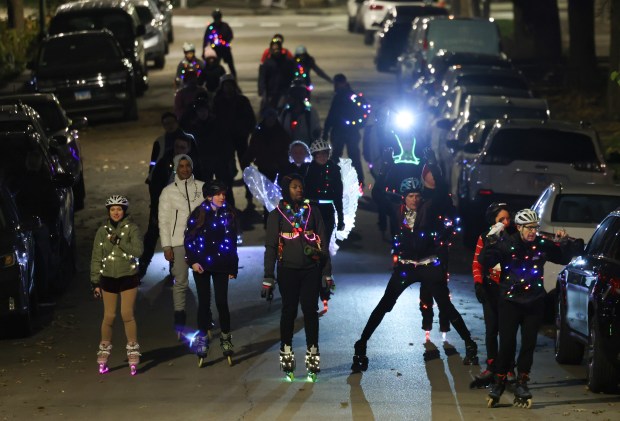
[207,25,230,48]
[344,93,371,126]
[98,222,137,273]
[185,202,236,268]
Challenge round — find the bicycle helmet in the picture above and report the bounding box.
[309,138,331,155]
[105,195,129,210]
[399,177,422,195]
[183,42,195,53]
[514,209,539,225]
[485,202,510,225]
[295,45,307,56]
[203,180,228,199]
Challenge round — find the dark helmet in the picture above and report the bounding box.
[203,180,228,199]
[485,202,510,225]
[212,8,222,19]
[399,177,422,195]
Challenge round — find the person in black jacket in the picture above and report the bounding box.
[351,149,478,372]
[203,9,236,78]
[262,173,332,381]
[480,208,582,408]
[258,39,296,112]
[184,180,238,367]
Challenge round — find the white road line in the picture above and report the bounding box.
[259,22,281,27]
[297,22,318,27]
[313,24,343,32]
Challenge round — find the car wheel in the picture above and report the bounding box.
[364,30,374,46]
[554,292,584,364]
[168,27,174,43]
[154,55,166,69]
[587,316,619,393]
[164,42,169,55]
[125,93,139,121]
[73,172,86,211]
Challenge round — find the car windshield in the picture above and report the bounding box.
[427,20,500,60]
[484,128,599,164]
[40,36,121,67]
[0,133,44,177]
[50,13,134,49]
[22,102,67,134]
[552,194,620,224]
[469,104,548,120]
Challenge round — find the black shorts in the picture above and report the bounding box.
[100,275,140,294]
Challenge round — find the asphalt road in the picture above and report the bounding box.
[1,8,619,421]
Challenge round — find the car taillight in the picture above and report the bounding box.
[573,161,605,172]
[477,189,493,196]
[609,277,620,295]
[369,5,384,10]
[1,253,16,268]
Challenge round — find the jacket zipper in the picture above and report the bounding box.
[172,210,178,237]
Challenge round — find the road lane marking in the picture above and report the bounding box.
[259,22,281,27]
[297,22,318,27]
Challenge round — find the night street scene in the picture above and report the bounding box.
[1,0,620,419]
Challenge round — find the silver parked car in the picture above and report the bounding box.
[132,0,167,69]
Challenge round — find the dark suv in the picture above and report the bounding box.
[556,210,620,393]
[48,0,148,95]
[27,30,138,122]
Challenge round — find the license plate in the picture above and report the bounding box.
[74,90,91,101]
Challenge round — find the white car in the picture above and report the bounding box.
[532,182,620,292]
[349,0,439,45]
[457,119,615,241]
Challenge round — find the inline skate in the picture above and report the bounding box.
[462,339,479,365]
[194,334,209,368]
[126,342,141,376]
[305,345,320,382]
[279,345,296,381]
[97,343,112,374]
[486,374,506,408]
[220,332,234,366]
[470,359,494,389]
[513,372,533,409]
[351,340,369,373]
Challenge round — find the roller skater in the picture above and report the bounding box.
[470,359,495,388]
[126,342,141,375]
[220,333,234,366]
[279,345,296,381]
[479,208,583,409]
[194,333,209,368]
[513,372,533,408]
[305,345,320,382]
[486,374,506,408]
[263,174,331,383]
[350,340,368,373]
[97,343,112,374]
[90,196,143,377]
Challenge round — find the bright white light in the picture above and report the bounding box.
[394,111,415,130]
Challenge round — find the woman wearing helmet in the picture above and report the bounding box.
[479,208,583,408]
[175,42,205,90]
[470,202,515,389]
[304,138,344,256]
[90,195,143,375]
[184,180,239,367]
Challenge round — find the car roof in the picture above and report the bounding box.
[416,15,496,25]
[446,65,523,77]
[56,0,133,13]
[0,93,58,105]
[547,182,620,196]
[455,85,532,97]
[466,95,548,109]
[489,118,596,134]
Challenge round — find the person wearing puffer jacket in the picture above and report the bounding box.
[158,154,205,338]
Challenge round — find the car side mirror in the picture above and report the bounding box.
[53,173,75,188]
[70,116,88,131]
[435,118,452,130]
[463,142,482,154]
[137,24,146,37]
[20,215,43,231]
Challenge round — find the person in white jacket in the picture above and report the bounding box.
[158,154,205,338]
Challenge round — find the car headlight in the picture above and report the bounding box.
[1,252,16,268]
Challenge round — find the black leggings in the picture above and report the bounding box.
[277,266,321,349]
[481,281,500,366]
[419,279,450,332]
[495,297,544,375]
[360,263,471,343]
[193,271,231,334]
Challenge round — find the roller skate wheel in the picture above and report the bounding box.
[98,363,109,374]
[486,397,498,408]
[307,372,318,382]
[198,357,205,368]
[207,330,213,340]
[284,372,294,382]
[130,365,137,376]
[513,398,532,409]
[227,356,233,366]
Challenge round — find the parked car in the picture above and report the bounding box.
[353,0,443,45]
[397,16,502,90]
[533,182,620,292]
[556,209,620,393]
[457,119,614,239]
[0,179,39,337]
[27,30,139,122]
[131,0,167,69]
[155,0,173,43]
[373,4,448,72]
[0,93,87,209]
[48,0,148,95]
[436,65,530,102]
[347,0,365,32]
[0,104,76,293]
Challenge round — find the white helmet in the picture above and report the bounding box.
[514,209,539,225]
[183,42,195,53]
[105,195,129,209]
[309,138,331,155]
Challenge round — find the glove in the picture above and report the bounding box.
[474,283,486,304]
[423,147,437,167]
[261,278,275,301]
[108,233,121,245]
[486,222,505,244]
[320,276,335,301]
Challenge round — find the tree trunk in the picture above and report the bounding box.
[512,0,562,67]
[6,0,25,31]
[567,0,597,90]
[607,0,620,119]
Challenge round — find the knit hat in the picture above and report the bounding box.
[203,46,217,59]
[173,154,193,172]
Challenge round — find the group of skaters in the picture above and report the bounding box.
[87,7,585,406]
